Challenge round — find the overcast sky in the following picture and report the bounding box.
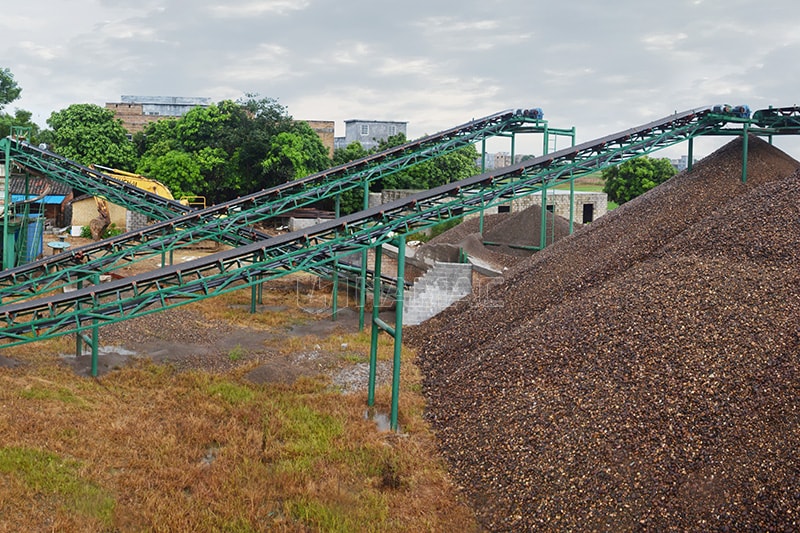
[3,0,799,159]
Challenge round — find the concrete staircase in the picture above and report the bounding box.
[403,262,473,326]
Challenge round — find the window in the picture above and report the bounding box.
[360,124,369,136]
[390,125,397,135]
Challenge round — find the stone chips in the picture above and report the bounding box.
[407,136,800,531]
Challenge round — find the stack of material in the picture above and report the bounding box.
[417,204,579,271]
[407,136,800,531]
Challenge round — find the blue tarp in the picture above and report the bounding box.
[11,194,66,205]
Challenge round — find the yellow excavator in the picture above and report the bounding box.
[90,164,207,209]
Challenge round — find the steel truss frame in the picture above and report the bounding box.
[0,105,734,344]
[0,109,553,302]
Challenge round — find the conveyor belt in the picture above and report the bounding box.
[1,105,738,344]
[0,108,547,301]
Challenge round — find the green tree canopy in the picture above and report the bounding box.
[330,133,481,215]
[260,121,331,186]
[135,96,322,204]
[46,104,137,169]
[374,133,481,191]
[0,68,22,111]
[0,109,41,140]
[601,156,677,205]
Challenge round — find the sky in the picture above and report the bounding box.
[3,0,800,159]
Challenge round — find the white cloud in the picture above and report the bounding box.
[205,1,310,18]
[2,0,799,165]
[376,57,437,77]
[642,33,689,51]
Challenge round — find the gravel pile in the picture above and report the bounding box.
[407,136,800,531]
[419,203,578,271]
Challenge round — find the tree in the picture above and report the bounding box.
[329,133,482,215]
[0,109,40,139]
[136,97,312,204]
[0,68,22,111]
[46,104,137,169]
[374,133,481,191]
[136,150,203,200]
[601,156,676,205]
[331,142,372,214]
[260,121,331,187]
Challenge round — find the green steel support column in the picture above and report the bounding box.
[569,177,575,234]
[688,138,694,171]
[331,259,339,321]
[358,181,369,331]
[75,279,84,357]
[368,244,383,407]
[251,283,257,314]
[331,194,341,320]
[510,132,516,168]
[481,136,487,173]
[539,186,548,249]
[543,123,550,155]
[90,273,100,378]
[3,139,11,270]
[479,199,486,235]
[741,123,749,183]
[390,234,406,432]
[571,126,577,147]
[161,249,174,268]
[358,250,367,330]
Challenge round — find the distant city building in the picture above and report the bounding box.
[106,95,212,134]
[334,119,408,151]
[670,155,697,172]
[476,152,533,170]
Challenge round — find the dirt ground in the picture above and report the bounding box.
[26,236,396,394]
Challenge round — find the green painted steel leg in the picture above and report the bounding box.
[569,177,575,233]
[358,181,369,331]
[251,283,257,314]
[2,140,12,270]
[89,274,100,377]
[390,235,406,432]
[91,319,99,377]
[688,138,694,171]
[741,123,749,183]
[75,279,83,357]
[543,124,549,155]
[359,250,367,331]
[540,186,548,249]
[331,259,339,321]
[368,245,383,407]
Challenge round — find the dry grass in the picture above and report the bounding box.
[0,282,479,532]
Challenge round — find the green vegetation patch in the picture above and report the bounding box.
[0,446,115,525]
[206,380,255,405]
[19,385,90,408]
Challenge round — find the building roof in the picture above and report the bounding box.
[9,175,72,197]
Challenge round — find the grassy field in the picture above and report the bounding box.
[0,283,479,532]
[554,174,619,210]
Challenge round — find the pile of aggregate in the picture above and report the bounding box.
[407,136,800,531]
[418,204,578,270]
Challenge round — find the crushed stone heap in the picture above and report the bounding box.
[407,136,800,531]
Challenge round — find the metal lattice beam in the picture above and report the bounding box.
[1,106,739,345]
[0,109,554,302]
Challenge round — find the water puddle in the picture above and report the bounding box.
[364,408,397,432]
